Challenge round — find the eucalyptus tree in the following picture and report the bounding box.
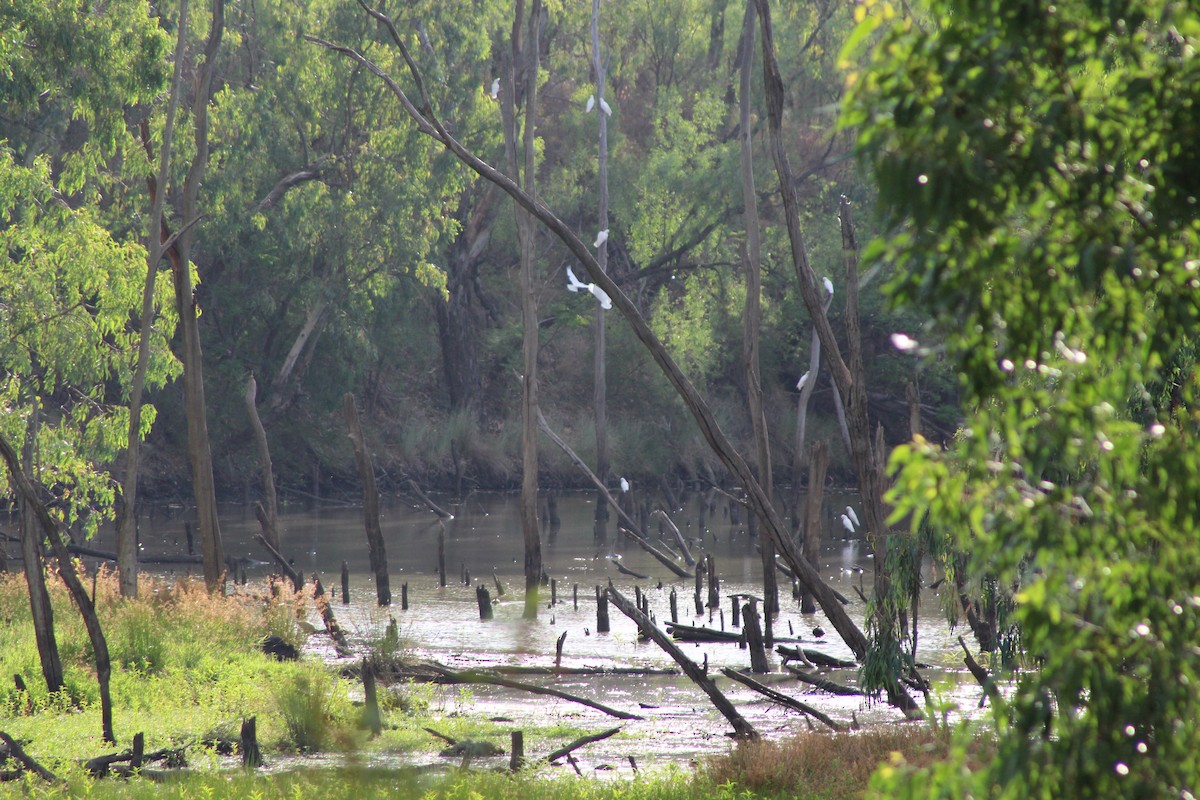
[0,0,176,736]
[847,0,1200,794]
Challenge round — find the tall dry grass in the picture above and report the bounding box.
[704,726,965,800]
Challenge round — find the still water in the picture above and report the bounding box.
[85,489,980,770]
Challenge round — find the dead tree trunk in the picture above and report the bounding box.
[801,440,829,614]
[590,0,612,538]
[343,393,390,606]
[738,2,779,623]
[245,374,280,550]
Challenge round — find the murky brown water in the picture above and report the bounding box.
[84,490,984,774]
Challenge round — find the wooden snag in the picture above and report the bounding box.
[0,731,61,784]
[742,600,769,674]
[477,585,494,620]
[362,658,383,736]
[720,669,843,732]
[509,731,524,772]
[241,717,262,768]
[595,585,610,633]
[343,393,391,606]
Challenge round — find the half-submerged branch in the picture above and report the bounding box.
[607,585,758,740]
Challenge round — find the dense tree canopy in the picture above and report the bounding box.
[845,0,1200,795]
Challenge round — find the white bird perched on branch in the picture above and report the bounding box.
[823,276,834,297]
[565,265,613,310]
[796,370,810,391]
[599,98,612,117]
[585,94,595,113]
[841,514,856,534]
[845,506,860,527]
[620,477,630,493]
[490,78,500,99]
[594,229,609,248]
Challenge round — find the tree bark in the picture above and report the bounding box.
[343,393,390,606]
[590,0,612,536]
[801,439,829,613]
[174,0,226,592]
[499,0,544,620]
[17,408,63,694]
[245,374,280,550]
[737,2,779,623]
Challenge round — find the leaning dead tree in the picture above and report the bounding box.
[309,0,917,716]
[752,0,917,712]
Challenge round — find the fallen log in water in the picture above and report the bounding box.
[424,664,642,721]
[66,543,203,565]
[720,668,843,732]
[546,726,622,763]
[785,664,863,696]
[665,621,743,643]
[775,645,857,669]
[606,585,758,740]
[610,558,649,580]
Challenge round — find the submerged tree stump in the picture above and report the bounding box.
[477,585,494,620]
[595,585,610,633]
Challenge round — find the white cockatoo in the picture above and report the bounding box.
[796,371,810,391]
[490,78,500,99]
[823,276,834,296]
[841,514,856,534]
[845,506,860,527]
[566,265,612,310]
[620,477,630,493]
[594,229,609,248]
[599,98,612,116]
[566,265,589,293]
[585,94,595,113]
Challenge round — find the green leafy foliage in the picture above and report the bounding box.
[846,0,1200,796]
